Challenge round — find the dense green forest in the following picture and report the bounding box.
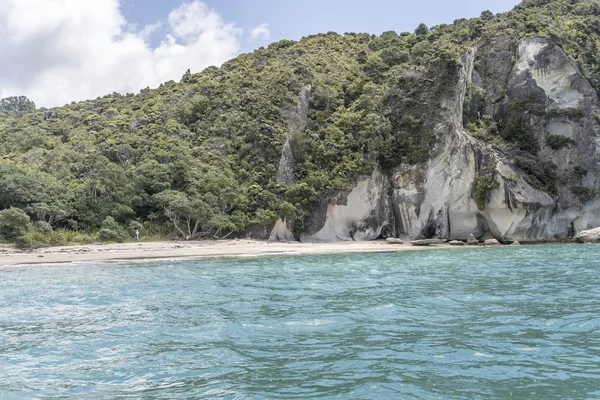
[1,0,599,246]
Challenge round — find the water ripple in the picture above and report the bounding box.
[1,244,600,398]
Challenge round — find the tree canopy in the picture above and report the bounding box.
[0,96,36,113]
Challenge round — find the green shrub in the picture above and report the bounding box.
[546,135,576,150]
[463,84,487,126]
[381,48,410,66]
[465,116,500,143]
[14,235,34,249]
[142,221,173,239]
[0,207,31,240]
[33,221,53,234]
[546,108,585,120]
[11,229,95,248]
[501,117,540,154]
[474,169,500,210]
[63,231,96,245]
[573,186,594,202]
[99,217,129,242]
[15,232,49,248]
[0,96,36,112]
[50,230,96,245]
[513,153,558,193]
[285,183,317,206]
[128,221,144,232]
[98,228,126,243]
[573,166,588,179]
[46,231,69,246]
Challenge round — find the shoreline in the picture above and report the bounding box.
[0,239,582,267]
[0,239,470,266]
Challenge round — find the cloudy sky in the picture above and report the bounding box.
[0,0,520,108]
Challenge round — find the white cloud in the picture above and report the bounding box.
[250,23,270,40]
[138,22,163,41]
[0,0,242,107]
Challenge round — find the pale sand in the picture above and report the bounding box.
[0,240,461,266]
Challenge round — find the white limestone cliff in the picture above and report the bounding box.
[271,37,600,243]
[302,168,392,242]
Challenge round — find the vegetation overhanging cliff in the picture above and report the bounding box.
[1,0,600,246]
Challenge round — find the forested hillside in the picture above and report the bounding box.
[1,0,600,246]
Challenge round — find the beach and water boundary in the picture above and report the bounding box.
[0,239,468,266]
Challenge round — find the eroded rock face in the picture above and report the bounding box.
[270,37,600,243]
[269,219,295,242]
[386,51,481,241]
[399,36,600,243]
[301,168,393,242]
[511,37,586,109]
[503,37,599,172]
[480,36,600,241]
[277,86,311,186]
[474,35,514,116]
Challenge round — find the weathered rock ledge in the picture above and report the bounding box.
[575,227,600,244]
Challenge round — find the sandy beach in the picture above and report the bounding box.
[0,239,460,266]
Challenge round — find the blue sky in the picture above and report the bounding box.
[123,0,522,52]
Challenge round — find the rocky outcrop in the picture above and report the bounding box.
[411,239,447,247]
[271,37,600,244]
[467,234,479,245]
[387,36,600,243]
[484,239,501,246]
[276,86,311,186]
[301,168,393,242]
[479,37,600,241]
[386,238,404,244]
[383,50,480,241]
[270,86,313,242]
[575,227,600,243]
[269,219,295,242]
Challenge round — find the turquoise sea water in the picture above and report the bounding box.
[1,244,599,399]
